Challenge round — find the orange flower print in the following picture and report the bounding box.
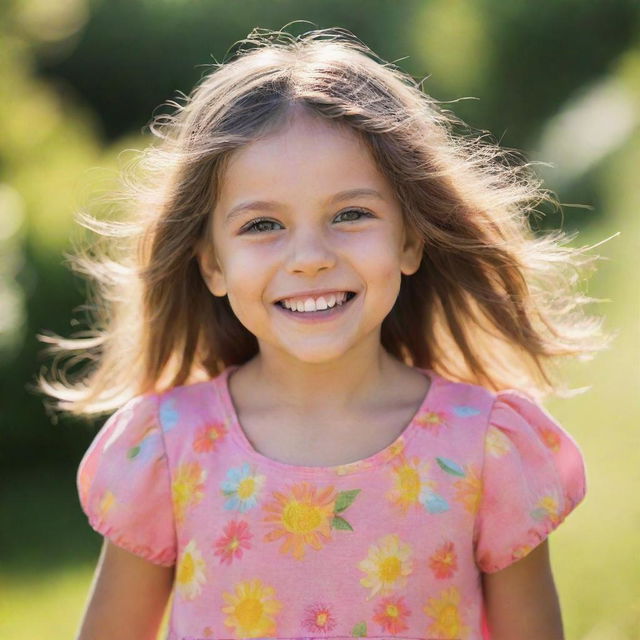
[453,465,482,515]
[262,482,348,560]
[414,409,448,435]
[222,578,282,638]
[380,438,407,463]
[359,533,413,600]
[540,427,561,453]
[485,425,512,458]
[429,541,458,579]
[214,519,253,565]
[372,595,411,634]
[386,456,437,515]
[193,421,226,453]
[172,461,206,523]
[302,602,338,633]
[202,627,214,638]
[424,586,470,639]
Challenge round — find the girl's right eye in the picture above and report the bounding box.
[241,217,282,234]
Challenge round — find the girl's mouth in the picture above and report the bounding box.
[274,292,358,323]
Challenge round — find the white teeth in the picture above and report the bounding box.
[281,292,350,312]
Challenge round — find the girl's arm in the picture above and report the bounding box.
[75,539,175,640]
[481,539,564,640]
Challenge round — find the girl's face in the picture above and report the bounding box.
[198,110,424,367]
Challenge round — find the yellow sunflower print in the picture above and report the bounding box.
[172,461,207,523]
[222,578,282,638]
[424,585,470,639]
[262,481,338,560]
[485,425,512,457]
[386,455,437,515]
[97,489,116,521]
[176,539,207,600]
[453,464,482,515]
[358,533,413,600]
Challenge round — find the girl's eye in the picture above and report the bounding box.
[240,208,372,234]
[335,208,372,223]
[241,218,281,234]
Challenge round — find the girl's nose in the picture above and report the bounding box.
[284,226,337,274]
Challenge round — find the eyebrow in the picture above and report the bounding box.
[223,188,386,225]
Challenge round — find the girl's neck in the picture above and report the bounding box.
[234,347,411,416]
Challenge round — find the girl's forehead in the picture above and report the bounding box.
[230,112,369,166]
[217,113,393,206]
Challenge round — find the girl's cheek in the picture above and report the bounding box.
[226,245,273,271]
[350,232,402,269]
[230,238,285,263]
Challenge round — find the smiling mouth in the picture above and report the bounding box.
[275,291,357,314]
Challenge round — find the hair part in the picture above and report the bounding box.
[34,26,615,417]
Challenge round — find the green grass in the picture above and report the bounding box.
[544,129,640,639]
[0,562,173,639]
[0,466,172,638]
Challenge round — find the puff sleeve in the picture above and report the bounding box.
[76,393,177,566]
[473,390,587,574]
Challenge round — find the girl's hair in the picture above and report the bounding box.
[35,26,614,417]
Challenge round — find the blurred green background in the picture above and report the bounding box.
[1,0,638,638]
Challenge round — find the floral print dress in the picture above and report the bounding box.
[77,365,587,640]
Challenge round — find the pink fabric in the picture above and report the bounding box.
[77,365,587,640]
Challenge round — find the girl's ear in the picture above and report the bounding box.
[196,245,227,297]
[399,224,425,276]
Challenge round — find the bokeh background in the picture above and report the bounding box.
[1,1,639,638]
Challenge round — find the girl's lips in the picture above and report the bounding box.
[274,292,358,323]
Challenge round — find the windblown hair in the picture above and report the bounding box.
[35,26,613,417]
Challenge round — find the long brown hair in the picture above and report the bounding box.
[35,26,614,417]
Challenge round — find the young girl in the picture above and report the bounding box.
[39,27,610,640]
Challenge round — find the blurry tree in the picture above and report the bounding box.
[1,0,638,468]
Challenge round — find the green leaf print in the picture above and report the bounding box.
[351,621,367,637]
[332,515,354,530]
[436,456,466,476]
[334,488,361,513]
[127,445,140,459]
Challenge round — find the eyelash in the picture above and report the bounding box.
[239,208,374,234]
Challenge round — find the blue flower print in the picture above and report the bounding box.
[159,397,180,433]
[221,461,266,512]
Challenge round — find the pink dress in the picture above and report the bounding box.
[77,365,587,640]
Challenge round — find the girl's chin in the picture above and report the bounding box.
[267,337,371,366]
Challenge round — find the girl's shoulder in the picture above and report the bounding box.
[427,368,567,432]
[154,376,221,434]
[426,369,585,472]
[75,371,227,567]
[426,371,587,574]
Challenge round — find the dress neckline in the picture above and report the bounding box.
[212,363,441,476]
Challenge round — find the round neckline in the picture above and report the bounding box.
[212,363,441,476]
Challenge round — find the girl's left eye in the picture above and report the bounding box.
[240,208,373,234]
